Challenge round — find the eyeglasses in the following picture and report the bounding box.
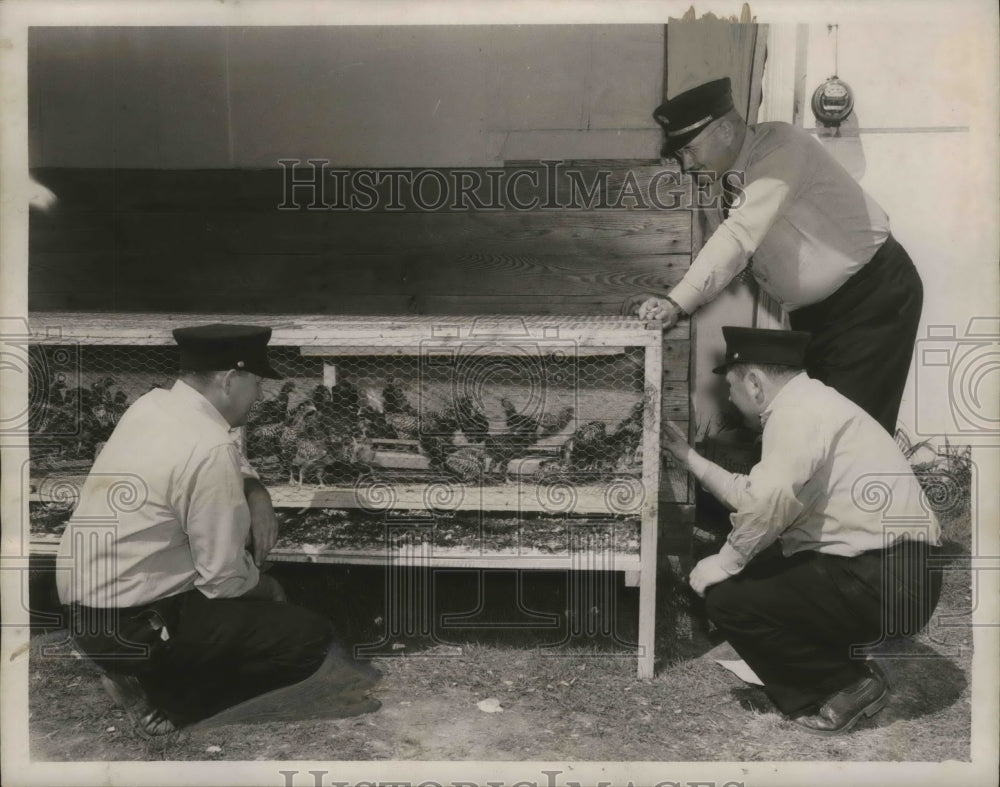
[665,118,725,162]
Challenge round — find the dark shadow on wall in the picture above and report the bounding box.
[815,113,867,181]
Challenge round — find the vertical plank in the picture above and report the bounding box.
[638,335,662,679]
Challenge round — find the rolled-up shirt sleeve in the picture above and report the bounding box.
[713,407,826,575]
[687,450,748,512]
[182,443,260,598]
[668,141,807,314]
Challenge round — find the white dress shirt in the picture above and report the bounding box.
[668,122,891,314]
[687,373,941,574]
[56,380,260,607]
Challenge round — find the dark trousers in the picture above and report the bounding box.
[704,539,942,716]
[67,589,335,723]
[789,234,923,435]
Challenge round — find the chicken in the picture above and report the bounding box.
[418,409,458,470]
[291,416,332,486]
[92,389,128,431]
[248,380,295,428]
[382,380,416,416]
[537,406,575,438]
[380,380,420,439]
[483,397,540,471]
[605,401,645,469]
[328,380,361,421]
[386,411,420,440]
[566,420,609,471]
[454,394,490,443]
[444,445,490,482]
[280,401,318,484]
[358,403,397,439]
[501,396,539,438]
[90,376,118,403]
[309,382,361,441]
[353,387,391,439]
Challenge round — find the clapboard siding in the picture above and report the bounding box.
[30,167,693,316]
[31,166,693,216]
[106,211,691,256]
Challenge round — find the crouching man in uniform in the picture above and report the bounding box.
[662,327,942,735]
[56,324,357,737]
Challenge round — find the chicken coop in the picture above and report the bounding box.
[24,311,688,677]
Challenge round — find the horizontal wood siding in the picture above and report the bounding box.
[30,166,692,314]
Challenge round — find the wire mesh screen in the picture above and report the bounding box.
[28,340,652,554]
[244,345,648,491]
[29,345,178,467]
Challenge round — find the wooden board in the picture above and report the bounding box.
[29,167,693,317]
[30,165,692,217]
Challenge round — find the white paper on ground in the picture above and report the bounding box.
[713,659,764,686]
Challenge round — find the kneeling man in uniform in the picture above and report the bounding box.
[57,324,373,737]
[662,327,942,735]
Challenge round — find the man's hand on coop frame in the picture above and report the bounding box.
[621,294,683,329]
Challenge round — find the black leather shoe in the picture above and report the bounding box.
[100,671,177,738]
[791,663,889,736]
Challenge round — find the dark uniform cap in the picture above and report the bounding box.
[713,326,812,374]
[172,323,282,379]
[653,77,735,157]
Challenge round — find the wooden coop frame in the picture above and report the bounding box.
[27,311,686,678]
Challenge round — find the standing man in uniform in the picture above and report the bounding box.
[626,77,924,434]
[662,327,942,735]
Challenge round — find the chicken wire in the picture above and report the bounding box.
[28,340,651,553]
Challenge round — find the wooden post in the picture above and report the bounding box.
[637,329,663,679]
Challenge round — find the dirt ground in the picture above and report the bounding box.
[22,517,974,765]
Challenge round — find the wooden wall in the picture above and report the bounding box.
[29,165,691,315]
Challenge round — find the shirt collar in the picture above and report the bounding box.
[170,379,237,435]
[759,371,810,429]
